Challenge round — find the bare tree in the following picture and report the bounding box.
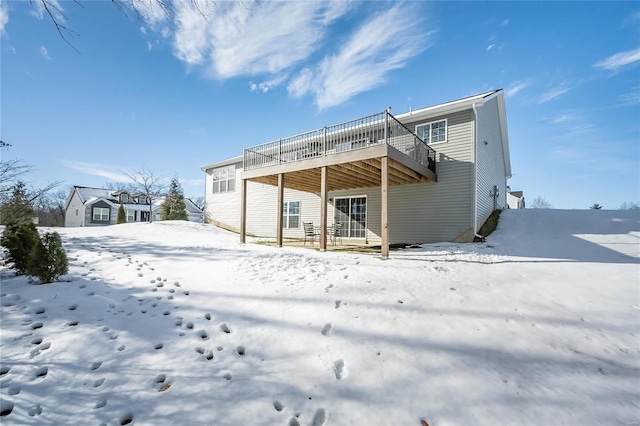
[1,143,61,206]
[34,188,68,226]
[124,164,166,223]
[34,0,221,51]
[193,196,205,210]
[529,196,552,209]
[619,201,640,210]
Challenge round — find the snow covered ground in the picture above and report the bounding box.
[1,209,639,425]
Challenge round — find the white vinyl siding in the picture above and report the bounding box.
[65,191,86,227]
[474,96,508,229]
[203,163,319,238]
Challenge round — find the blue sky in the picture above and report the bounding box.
[1,1,639,208]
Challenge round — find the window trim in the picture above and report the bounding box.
[126,209,135,222]
[212,165,236,194]
[333,195,367,239]
[283,201,300,229]
[120,193,130,203]
[415,118,448,145]
[92,207,110,221]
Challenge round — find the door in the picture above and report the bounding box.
[334,196,367,238]
[140,211,150,222]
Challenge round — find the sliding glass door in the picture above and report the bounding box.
[334,196,367,238]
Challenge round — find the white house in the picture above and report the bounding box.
[64,186,203,227]
[507,187,525,209]
[201,89,511,257]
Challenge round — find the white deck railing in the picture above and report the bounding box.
[243,111,436,173]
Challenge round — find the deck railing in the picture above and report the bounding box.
[243,110,436,173]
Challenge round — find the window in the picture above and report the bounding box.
[212,165,236,194]
[126,210,135,222]
[138,196,148,204]
[416,119,447,144]
[120,193,129,203]
[75,209,78,216]
[283,201,300,229]
[92,207,110,221]
[334,196,367,238]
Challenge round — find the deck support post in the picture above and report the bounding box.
[276,173,284,247]
[320,166,328,252]
[240,179,247,243]
[381,157,389,259]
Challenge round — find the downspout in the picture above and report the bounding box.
[471,101,484,240]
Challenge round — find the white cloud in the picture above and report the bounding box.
[538,85,571,103]
[40,46,51,60]
[0,2,8,33]
[139,26,147,36]
[505,80,532,97]
[249,75,287,93]
[171,1,351,78]
[501,19,509,26]
[594,47,640,71]
[147,41,152,51]
[288,4,433,109]
[486,44,495,51]
[62,160,132,183]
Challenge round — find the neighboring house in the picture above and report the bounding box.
[507,187,525,209]
[152,197,204,223]
[64,187,203,227]
[201,89,511,257]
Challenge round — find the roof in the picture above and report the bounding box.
[74,186,116,203]
[200,155,244,172]
[395,89,501,121]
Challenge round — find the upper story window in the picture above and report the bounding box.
[416,119,447,145]
[120,193,130,203]
[212,165,236,194]
[137,196,148,204]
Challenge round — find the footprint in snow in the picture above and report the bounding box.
[27,404,43,417]
[33,366,48,379]
[321,323,333,336]
[68,304,78,311]
[31,322,44,330]
[311,408,328,426]
[1,400,15,417]
[333,360,348,380]
[90,361,102,371]
[118,412,133,426]
[334,300,341,309]
[288,417,300,426]
[235,346,246,356]
[7,384,20,395]
[93,378,105,388]
[94,398,107,409]
[273,400,284,412]
[220,324,231,334]
[34,307,46,315]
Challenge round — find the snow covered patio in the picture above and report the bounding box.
[1,209,639,425]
